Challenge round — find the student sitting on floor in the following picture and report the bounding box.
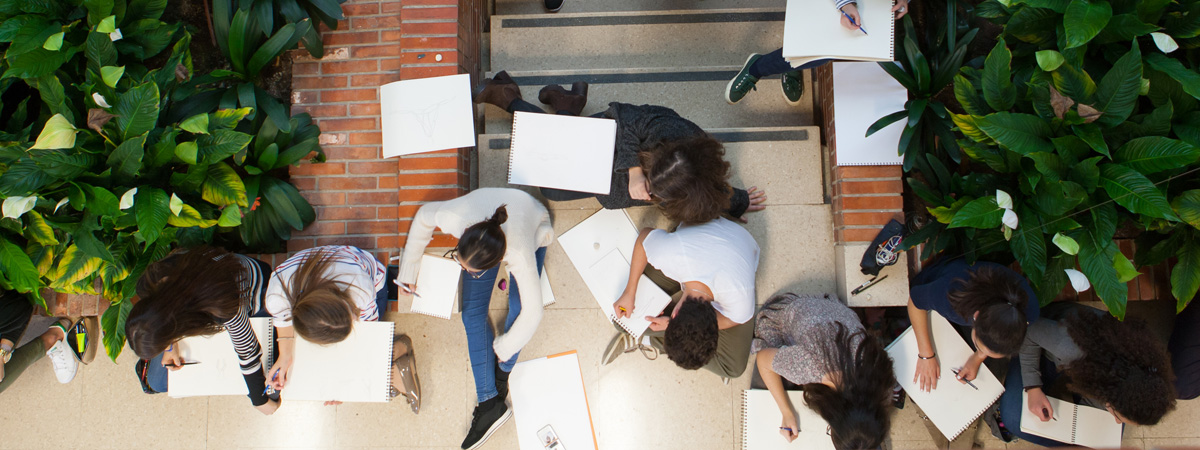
[0,291,79,392]
[906,257,1039,392]
[752,293,895,448]
[603,215,760,381]
[395,187,554,450]
[472,72,767,225]
[996,302,1176,445]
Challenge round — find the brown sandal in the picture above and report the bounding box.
[389,334,421,413]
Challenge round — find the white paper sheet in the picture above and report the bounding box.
[582,249,673,339]
[556,209,640,272]
[283,321,395,403]
[168,318,272,398]
[832,62,908,166]
[783,0,895,66]
[410,254,462,319]
[510,351,597,450]
[380,74,476,157]
[1021,394,1122,448]
[507,112,617,194]
[742,390,835,450]
[540,270,556,307]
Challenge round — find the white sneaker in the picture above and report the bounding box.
[46,340,78,384]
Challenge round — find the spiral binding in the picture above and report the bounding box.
[505,113,523,184]
[608,313,640,337]
[263,318,275,372]
[1070,411,1079,444]
[741,390,751,450]
[383,322,396,402]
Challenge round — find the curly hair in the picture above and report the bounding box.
[1061,311,1176,425]
[127,247,245,359]
[663,295,719,370]
[803,322,897,450]
[638,136,733,225]
[947,265,1029,356]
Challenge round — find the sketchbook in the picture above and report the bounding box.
[380,74,476,157]
[282,321,396,403]
[167,318,273,397]
[507,112,617,195]
[833,62,908,166]
[742,389,834,450]
[510,351,598,450]
[886,313,1005,441]
[409,253,463,319]
[1021,395,1122,448]
[540,270,556,306]
[782,0,896,67]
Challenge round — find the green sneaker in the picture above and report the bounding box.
[725,53,762,104]
[782,70,804,106]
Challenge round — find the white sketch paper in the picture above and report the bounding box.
[507,112,616,195]
[380,74,476,157]
[833,62,908,166]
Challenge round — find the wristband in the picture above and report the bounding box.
[917,353,936,360]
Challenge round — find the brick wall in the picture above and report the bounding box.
[813,64,905,244]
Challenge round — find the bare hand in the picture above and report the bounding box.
[914,356,940,392]
[162,344,184,371]
[267,357,293,390]
[614,291,636,319]
[893,0,909,19]
[956,356,982,384]
[1025,388,1054,422]
[628,168,652,201]
[840,4,864,31]
[255,399,281,415]
[646,316,670,332]
[398,282,417,296]
[736,186,768,223]
[779,413,800,442]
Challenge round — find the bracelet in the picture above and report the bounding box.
[918,353,936,360]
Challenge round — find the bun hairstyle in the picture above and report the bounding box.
[126,247,244,359]
[638,136,733,225]
[948,265,1029,356]
[456,205,508,271]
[283,248,362,345]
[1063,312,1176,425]
[803,322,897,450]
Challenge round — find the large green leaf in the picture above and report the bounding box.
[1006,6,1059,45]
[256,87,292,133]
[197,129,253,165]
[1010,213,1047,284]
[1172,236,1200,312]
[1052,64,1098,102]
[866,110,907,137]
[113,82,160,141]
[28,75,72,123]
[24,210,58,246]
[32,150,94,180]
[134,187,170,245]
[1113,251,1140,283]
[983,39,1016,111]
[1145,53,1200,100]
[31,113,76,150]
[1095,14,1158,43]
[1093,42,1142,126]
[948,196,1004,229]
[0,236,40,293]
[100,298,131,361]
[954,73,990,116]
[106,133,146,179]
[1099,163,1179,220]
[1113,136,1200,174]
[1079,231,1127,319]
[1072,123,1110,158]
[49,244,103,289]
[1173,190,1200,230]
[1063,0,1112,48]
[247,20,310,78]
[260,177,305,230]
[977,112,1054,154]
[166,204,217,228]
[201,162,248,207]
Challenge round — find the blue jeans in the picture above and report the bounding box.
[997,357,1122,446]
[461,246,547,403]
[749,48,833,78]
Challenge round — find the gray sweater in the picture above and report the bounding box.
[600,102,750,216]
[1019,303,1104,405]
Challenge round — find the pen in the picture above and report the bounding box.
[1042,408,1057,421]
[265,368,280,396]
[840,9,869,35]
[165,361,200,368]
[779,427,795,433]
[951,368,979,390]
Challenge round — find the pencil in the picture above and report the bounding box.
[840,9,869,35]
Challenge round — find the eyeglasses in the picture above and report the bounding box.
[445,249,485,279]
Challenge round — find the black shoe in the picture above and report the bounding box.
[544,0,563,12]
[495,365,511,400]
[460,397,512,450]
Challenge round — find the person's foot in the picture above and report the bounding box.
[460,396,512,450]
[390,334,421,413]
[45,320,78,384]
[537,81,588,116]
[494,364,510,400]
[544,0,564,12]
[781,70,804,106]
[472,71,522,110]
[725,53,763,104]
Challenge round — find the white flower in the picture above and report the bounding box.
[119,188,137,210]
[92,92,111,108]
[1002,209,1019,229]
[996,189,1013,210]
[1065,269,1091,293]
[2,196,37,219]
[54,197,69,214]
[109,29,122,41]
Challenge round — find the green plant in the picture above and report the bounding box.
[907,0,1200,317]
[231,0,347,58]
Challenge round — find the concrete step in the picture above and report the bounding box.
[479,68,813,134]
[476,126,825,210]
[496,0,781,16]
[490,9,784,71]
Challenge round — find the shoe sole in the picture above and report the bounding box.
[781,74,803,107]
[465,405,513,450]
[725,53,760,105]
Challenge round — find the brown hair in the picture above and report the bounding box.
[126,247,245,359]
[1062,311,1176,425]
[803,322,897,450]
[663,293,719,369]
[456,205,508,271]
[947,265,1029,355]
[282,248,362,344]
[638,136,733,225]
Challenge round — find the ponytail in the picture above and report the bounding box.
[948,265,1029,356]
[457,205,508,271]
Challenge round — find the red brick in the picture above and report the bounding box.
[316,236,376,248]
[293,75,346,90]
[295,221,346,236]
[354,45,404,58]
[835,165,903,180]
[841,211,903,227]
[322,59,380,74]
[292,90,319,104]
[351,73,402,86]
[293,104,347,118]
[838,179,904,195]
[324,146,380,160]
[398,187,459,202]
[379,176,398,190]
[317,117,377,131]
[349,132,383,145]
[321,176,379,190]
[293,61,320,75]
[342,3,380,15]
[350,161,398,174]
[287,238,317,253]
[398,217,413,234]
[841,227,884,243]
[319,206,379,221]
[380,58,402,71]
[380,205,408,220]
[347,220,398,235]
[377,235,402,249]
[290,177,317,190]
[401,7,457,21]
[351,15,403,30]
[381,29,403,42]
[349,103,382,116]
[399,36,457,49]
[840,195,903,211]
[323,31,380,46]
[349,191,399,204]
[400,50,458,65]
[400,21,458,35]
[291,162,346,176]
[322,89,377,103]
[401,65,457,79]
[82,295,99,316]
[427,234,459,248]
[397,171,458,186]
[300,192,347,206]
[398,156,457,170]
[402,0,458,5]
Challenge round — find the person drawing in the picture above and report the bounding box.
[263,245,421,412]
[0,291,81,392]
[473,72,768,225]
[752,293,896,448]
[395,187,554,450]
[602,216,760,381]
[995,303,1176,446]
[724,0,911,104]
[906,257,1039,392]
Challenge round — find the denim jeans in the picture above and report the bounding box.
[461,246,547,403]
[996,357,1122,446]
[749,48,833,78]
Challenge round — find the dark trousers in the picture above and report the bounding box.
[0,292,34,344]
[749,48,833,78]
[1171,298,1200,400]
[506,98,609,203]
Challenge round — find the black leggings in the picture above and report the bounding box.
[505,98,609,202]
[0,292,33,344]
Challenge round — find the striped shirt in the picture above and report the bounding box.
[224,254,270,376]
[264,245,386,328]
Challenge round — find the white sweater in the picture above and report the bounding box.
[397,188,554,360]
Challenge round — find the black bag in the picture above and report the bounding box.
[860,219,905,277]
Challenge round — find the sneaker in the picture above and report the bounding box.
[725,53,762,104]
[781,70,804,106]
[461,397,512,450]
[544,0,563,12]
[46,339,78,384]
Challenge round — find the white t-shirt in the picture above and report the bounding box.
[265,245,387,328]
[642,218,760,324]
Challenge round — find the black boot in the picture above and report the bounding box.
[460,396,511,450]
[537,81,588,116]
[472,71,522,111]
[494,365,511,400]
[544,0,563,12]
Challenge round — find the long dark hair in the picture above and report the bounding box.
[126,247,244,359]
[638,136,733,225]
[283,248,362,344]
[803,323,897,450]
[1061,311,1176,425]
[456,205,507,271]
[947,265,1028,355]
